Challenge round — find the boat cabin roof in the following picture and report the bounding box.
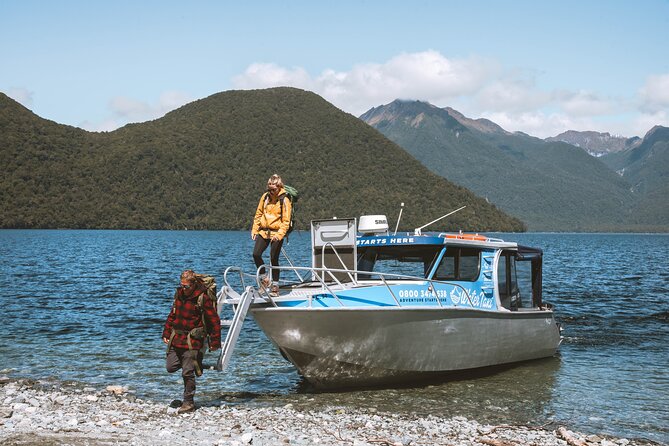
[356,232,519,250]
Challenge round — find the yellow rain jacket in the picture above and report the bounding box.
[252,188,292,240]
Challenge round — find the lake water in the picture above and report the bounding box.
[0,230,667,443]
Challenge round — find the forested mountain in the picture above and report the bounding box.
[360,100,665,231]
[0,89,524,231]
[601,126,669,226]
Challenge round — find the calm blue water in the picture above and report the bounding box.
[0,230,667,443]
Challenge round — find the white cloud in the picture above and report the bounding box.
[474,76,550,112]
[77,90,193,132]
[76,53,665,138]
[233,50,498,116]
[231,51,669,138]
[4,87,34,108]
[555,90,617,117]
[631,110,669,137]
[484,111,581,138]
[109,96,152,121]
[639,73,669,113]
[109,90,193,123]
[233,63,314,90]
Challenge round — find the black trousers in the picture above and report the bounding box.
[253,236,284,282]
[166,347,202,403]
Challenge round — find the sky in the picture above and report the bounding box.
[1,0,668,138]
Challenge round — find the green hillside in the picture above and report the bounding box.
[601,126,669,227]
[360,100,660,231]
[0,88,524,232]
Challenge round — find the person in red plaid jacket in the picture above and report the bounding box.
[162,270,221,413]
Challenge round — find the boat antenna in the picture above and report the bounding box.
[393,202,405,235]
[414,206,466,235]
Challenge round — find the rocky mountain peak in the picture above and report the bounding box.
[546,130,640,156]
[443,107,509,135]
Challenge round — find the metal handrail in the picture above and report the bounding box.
[378,274,401,306]
[320,242,357,285]
[223,266,256,290]
[258,265,345,307]
[235,264,477,309]
[281,247,305,283]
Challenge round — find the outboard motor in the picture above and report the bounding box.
[358,215,389,236]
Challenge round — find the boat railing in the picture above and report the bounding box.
[256,264,475,308]
[254,265,347,307]
[281,247,306,283]
[223,266,256,291]
[321,241,357,285]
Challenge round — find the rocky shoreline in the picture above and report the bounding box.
[0,377,662,446]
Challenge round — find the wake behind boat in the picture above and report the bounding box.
[215,212,562,389]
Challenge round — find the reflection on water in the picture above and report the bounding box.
[0,230,667,443]
[220,356,562,428]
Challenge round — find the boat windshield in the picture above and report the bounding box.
[357,245,441,279]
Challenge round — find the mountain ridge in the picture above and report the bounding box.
[360,100,667,231]
[0,89,524,232]
[600,125,669,225]
[546,130,642,156]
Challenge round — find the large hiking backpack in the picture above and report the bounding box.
[194,273,217,313]
[281,185,299,235]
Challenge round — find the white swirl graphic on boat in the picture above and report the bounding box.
[449,288,494,308]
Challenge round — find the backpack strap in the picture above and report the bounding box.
[278,193,286,220]
[197,293,209,334]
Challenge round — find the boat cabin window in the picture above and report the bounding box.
[497,252,519,310]
[357,245,441,279]
[498,248,543,310]
[432,247,481,282]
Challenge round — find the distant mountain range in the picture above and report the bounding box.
[600,126,669,226]
[546,130,641,157]
[0,89,523,232]
[360,100,668,231]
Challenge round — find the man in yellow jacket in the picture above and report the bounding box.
[252,174,292,297]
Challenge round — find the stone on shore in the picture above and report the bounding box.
[0,378,655,446]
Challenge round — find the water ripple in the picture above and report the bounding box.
[0,230,667,443]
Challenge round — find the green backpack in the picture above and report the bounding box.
[281,185,299,235]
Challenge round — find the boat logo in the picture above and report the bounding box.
[450,288,462,305]
[449,288,493,309]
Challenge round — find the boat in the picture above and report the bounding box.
[216,212,562,389]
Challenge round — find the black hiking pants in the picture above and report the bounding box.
[253,235,284,282]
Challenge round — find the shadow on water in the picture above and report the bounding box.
[291,356,563,395]
[209,356,563,427]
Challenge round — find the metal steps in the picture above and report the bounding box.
[215,286,256,371]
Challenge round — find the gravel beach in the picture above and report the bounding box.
[0,377,662,446]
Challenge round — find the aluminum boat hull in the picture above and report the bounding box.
[251,306,561,388]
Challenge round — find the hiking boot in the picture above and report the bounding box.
[261,275,271,289]
[169,399,182,408]
[269,284,279,297]
[177,401,195,414]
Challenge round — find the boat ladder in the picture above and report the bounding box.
[215,286,256,371]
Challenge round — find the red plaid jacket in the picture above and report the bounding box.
[163,286,221,351]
